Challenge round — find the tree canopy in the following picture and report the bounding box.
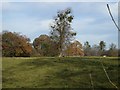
[33,34,59,56]
[2,31,32,57]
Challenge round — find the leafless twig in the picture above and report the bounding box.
[107,4,120,31]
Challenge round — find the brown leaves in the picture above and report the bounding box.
[2,31,32,57]
[65,41,84,56]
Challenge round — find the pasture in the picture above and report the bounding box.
[2,57,120,89]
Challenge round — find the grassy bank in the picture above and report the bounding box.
[2,57,120,88]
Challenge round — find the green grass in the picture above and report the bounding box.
[2,57,120,88]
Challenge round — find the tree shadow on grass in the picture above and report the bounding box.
[18,58,56,68]
[51,68,91,88]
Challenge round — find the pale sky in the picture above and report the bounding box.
[1,0,119,49]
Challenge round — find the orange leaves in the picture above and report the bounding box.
[65,41,84,56]
[2,31,32,57]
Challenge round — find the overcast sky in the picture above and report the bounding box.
[1,0,119,49]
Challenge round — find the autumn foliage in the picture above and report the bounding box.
[2,31,32,57]
[1,31,119,57]
[65,41,84,56]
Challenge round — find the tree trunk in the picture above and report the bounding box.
[59,52,63,57]
[59,47,65,57]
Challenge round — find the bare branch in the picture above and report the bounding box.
[107,4,120,31]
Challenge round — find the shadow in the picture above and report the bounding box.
[18,58,56,68]
[54,68,81,79]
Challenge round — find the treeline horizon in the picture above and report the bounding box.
[1,8,119,57]
[1,30,119,57]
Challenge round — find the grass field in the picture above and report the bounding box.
[2,57,120,89]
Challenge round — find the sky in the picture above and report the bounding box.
[1,0,119,49]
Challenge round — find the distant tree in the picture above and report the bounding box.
[50,8,76,57]
[99,41,106,56]
[99,41,106,51]
[33,34,59,56]
[90,44,100,56]
[83,41,91,56]
[108,43,118,57]
[2,31,32,57]
[33,35,51,56]
[109,43,116,50]
[65,40,84,56]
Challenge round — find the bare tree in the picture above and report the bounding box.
[50,8,76,57]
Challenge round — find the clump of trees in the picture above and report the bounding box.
[2,31,32,57]
[83,41,119,57]
[1,31,118,57]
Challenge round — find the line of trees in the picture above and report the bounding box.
[1,8,119,57]
[1,31,83,57]
[1,31,119,57]
[83,41,119,57]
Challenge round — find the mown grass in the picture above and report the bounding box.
[2,57,120,89]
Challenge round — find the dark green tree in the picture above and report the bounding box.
[33,34,59,56]
[99,41,106,56]
[99,41,106,51]
[83,41,91,56]
[33,35,51,56]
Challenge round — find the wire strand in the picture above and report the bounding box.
[107,4,120,31]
